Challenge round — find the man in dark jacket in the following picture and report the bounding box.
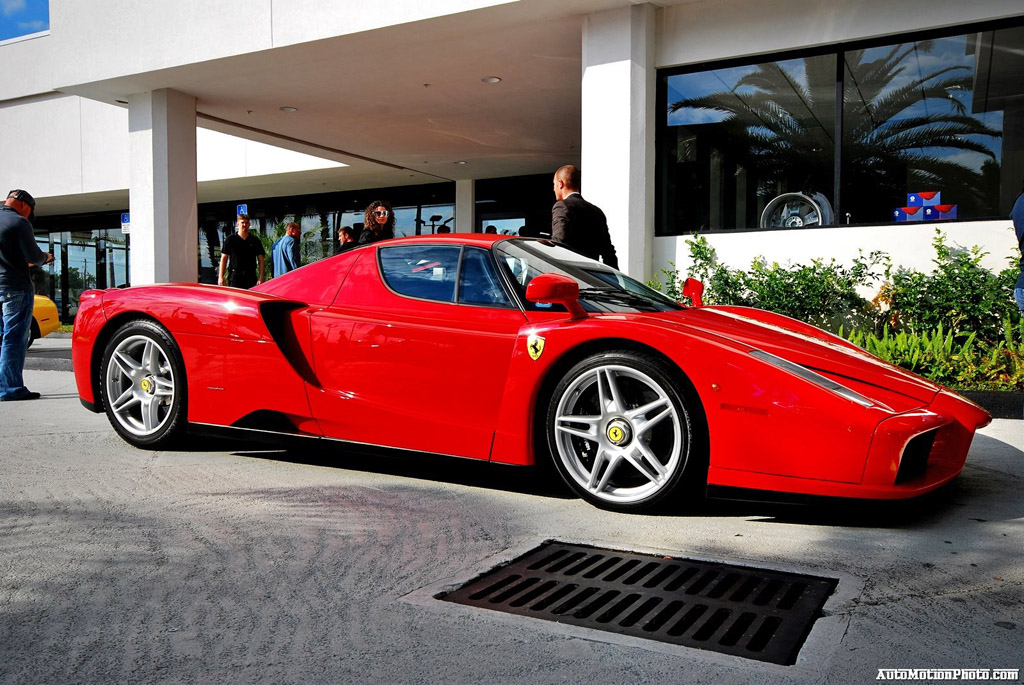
[0,189,53,401]
[551,165,618,269]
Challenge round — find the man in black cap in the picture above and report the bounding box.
[1,189,53,401]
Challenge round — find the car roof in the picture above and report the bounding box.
[380,233,527,248]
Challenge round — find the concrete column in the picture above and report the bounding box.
[128,88,198,285]
[455,178,474,233]
[582,4,656,279]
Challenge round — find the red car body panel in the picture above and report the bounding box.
[72,235,990,501]
[304,247,527,458]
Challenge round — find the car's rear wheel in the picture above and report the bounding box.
[546,351,694,512]
[99,319,186,449]
[27,320,39,349]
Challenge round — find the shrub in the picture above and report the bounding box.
[652,230,1020,341]
[648,232,1024,390]
[876,230,1018,342]
[650,234,883,331]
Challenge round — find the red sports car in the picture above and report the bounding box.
[72,235,990,512]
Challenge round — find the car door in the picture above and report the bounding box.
[306,244,527,460]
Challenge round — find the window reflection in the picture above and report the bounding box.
[659,22,1024,233]
[843,34,1004,223]
[66,232,97,318]
[663,54,837,232]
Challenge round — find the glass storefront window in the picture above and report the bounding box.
[30,235,50,295]
[66,232,98,318]
[102,230,129,288]
[480,218,526,235]
[658,20,1024,233]
[842,34,1005,224]
[48,233,64,319]
[200,199,457,280]
[199,220,230,284]
[662,53,837,232]
[391,203,455,237]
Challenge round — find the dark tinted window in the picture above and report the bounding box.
[662,53,837,232]
[458,247,512,306]
[841,34,1005,224]
[379,245,460,302]
[659,21,1024,232]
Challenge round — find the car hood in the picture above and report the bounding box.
[638,306,940,404]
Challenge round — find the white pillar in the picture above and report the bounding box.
[455,178,474,233]
[582,4,656,279]
[128,88,198,285]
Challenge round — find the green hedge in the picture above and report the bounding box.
[649,230,1024,391]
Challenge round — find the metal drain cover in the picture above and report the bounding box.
[441,541,837,665]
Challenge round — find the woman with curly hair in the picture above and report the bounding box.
[359,200,395,245]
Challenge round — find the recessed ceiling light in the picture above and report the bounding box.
[280,106,298,112]
[481,76,501,84]
[455,160,468,165]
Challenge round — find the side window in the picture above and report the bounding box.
[496,252,565,312]
[380,245,461,303]
[458,248,512,307]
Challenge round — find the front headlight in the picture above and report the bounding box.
[749,349,875,408]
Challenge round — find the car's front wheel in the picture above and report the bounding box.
[546,351,696,512]
[99,319,187,449]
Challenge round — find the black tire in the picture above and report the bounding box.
[27,320,40,349]
[98,319,187,449]
[545,350,698,512]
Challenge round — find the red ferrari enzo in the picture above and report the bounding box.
[72,235,990,512]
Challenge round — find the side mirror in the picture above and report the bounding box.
[525,273,587,319]
[682,277,704,308]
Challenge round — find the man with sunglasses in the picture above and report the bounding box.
[360,201,395,245]
[1,189,53,401]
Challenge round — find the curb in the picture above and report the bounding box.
[962,391,1024,420]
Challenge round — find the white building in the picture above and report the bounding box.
[2,0,1023,319]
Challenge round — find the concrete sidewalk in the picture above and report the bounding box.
[24,331,72,372]
[1,368,1022,684]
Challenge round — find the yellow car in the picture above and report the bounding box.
[29,294,61,347]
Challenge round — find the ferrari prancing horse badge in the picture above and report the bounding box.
[527,333,545,361]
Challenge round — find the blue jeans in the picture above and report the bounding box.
[0,289,34,400]
[1016,271,1024,313]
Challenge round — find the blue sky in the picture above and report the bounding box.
[0,0,48,43]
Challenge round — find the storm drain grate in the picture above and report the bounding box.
[441,541,837,665]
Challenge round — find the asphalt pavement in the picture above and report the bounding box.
[23,332,72,372]
[1,347,1022,684]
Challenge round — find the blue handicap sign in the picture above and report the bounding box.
[237,204,248,216]
[121,212,130,224]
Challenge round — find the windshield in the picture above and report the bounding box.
[493,239,683,313]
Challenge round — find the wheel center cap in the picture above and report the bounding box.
[606,419,631,446]
[139,377,155,395]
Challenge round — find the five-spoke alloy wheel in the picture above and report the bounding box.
[99,320,186,448]
[546,351,695,512]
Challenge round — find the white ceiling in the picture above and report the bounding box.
[59,1,623,207]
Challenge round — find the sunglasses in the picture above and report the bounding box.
[374,210,389,217]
